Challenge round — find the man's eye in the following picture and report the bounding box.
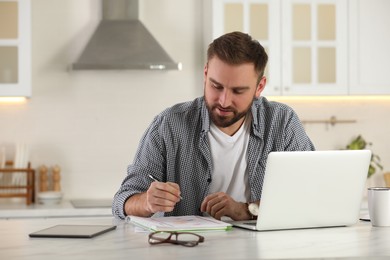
[212,84,223,90]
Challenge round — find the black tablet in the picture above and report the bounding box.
[29,224,116,238]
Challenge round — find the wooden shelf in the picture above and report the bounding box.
[0,161,35,205]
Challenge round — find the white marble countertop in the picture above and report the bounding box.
[1,216,390,260]
[0,199,112,219]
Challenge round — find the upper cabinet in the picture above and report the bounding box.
[204,0,390,96]
[349,0,390,95]
[0,0,31,97]
[281,1,348,96]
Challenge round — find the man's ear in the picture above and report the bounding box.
[255,76,267,98]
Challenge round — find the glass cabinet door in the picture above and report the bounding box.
[205,0,282,96]
[0,0,31,97]
[205,0,348,96]
[282,0,347,95]
[0,1,18,84]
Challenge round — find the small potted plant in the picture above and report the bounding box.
[346,135,383,178]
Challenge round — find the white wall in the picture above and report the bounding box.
[0,0,389,200]
[282,98,390,187]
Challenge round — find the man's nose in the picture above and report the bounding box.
[219,90,232,107]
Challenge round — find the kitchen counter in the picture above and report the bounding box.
[2,216,390,259]
[0,199,112,219]
[0,198,370,220]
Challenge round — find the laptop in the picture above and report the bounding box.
[231,150,372,231]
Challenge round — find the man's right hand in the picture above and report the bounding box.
[124,181,181,217]
[145,181,181,213]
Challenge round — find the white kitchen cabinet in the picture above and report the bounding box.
[204,0,348,96]
[281,0,348,96]
[203,0,282,95]
[349,0,390,95]
[0,0,31,97]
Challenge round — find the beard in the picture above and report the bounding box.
[205,98,252,128]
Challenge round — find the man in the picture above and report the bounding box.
[112,31,315,221]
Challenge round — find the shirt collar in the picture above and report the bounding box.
[200,97,210,134]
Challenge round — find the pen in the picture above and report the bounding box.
[148,174,183,199]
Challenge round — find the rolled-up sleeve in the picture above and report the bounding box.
[112,115,166,219]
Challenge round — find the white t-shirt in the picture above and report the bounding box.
[207,117,251,202]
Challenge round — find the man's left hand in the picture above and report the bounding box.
[200,192,250,220]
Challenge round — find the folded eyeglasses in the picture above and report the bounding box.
[148,231,205,247]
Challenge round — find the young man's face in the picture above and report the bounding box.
[204,56,266,135]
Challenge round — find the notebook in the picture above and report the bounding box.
[230,150,372,231]
[127,215,232,232]
[29,225,116,238]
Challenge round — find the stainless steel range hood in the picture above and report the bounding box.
[72,0,182,70]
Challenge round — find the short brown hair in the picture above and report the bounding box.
[207,31,268,83]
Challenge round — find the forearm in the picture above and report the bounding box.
[124,193,152,217]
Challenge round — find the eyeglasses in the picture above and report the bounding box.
[148,231,205,247]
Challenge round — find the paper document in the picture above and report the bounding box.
[126,215,232,232]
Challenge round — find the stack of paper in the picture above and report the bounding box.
[127,215,232,232]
